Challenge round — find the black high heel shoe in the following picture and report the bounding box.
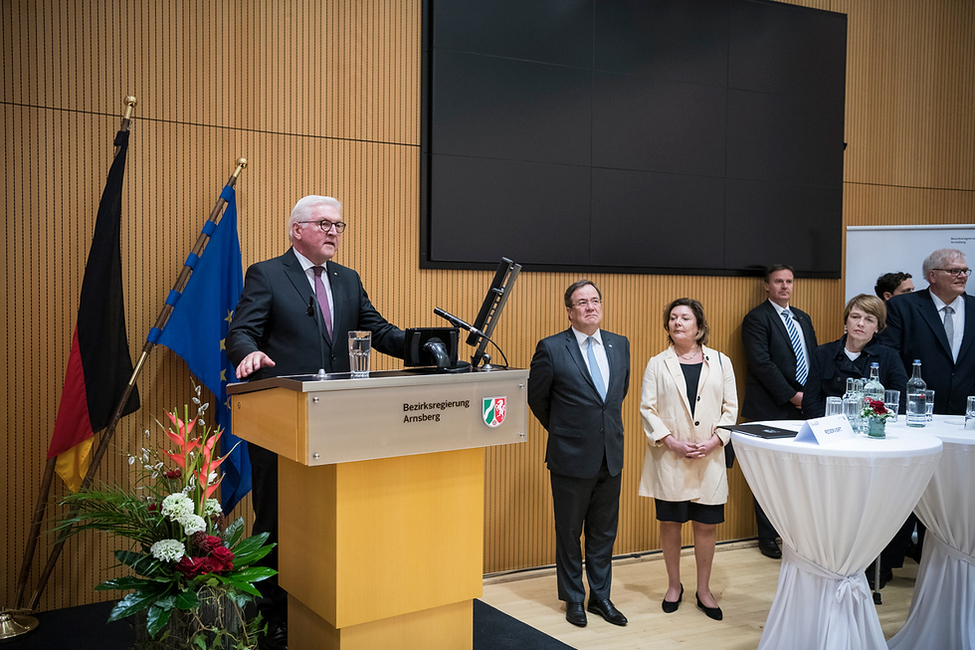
[696,592,723,621]
[661,584,683,613]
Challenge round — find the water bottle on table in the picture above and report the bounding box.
[906,359,927,428]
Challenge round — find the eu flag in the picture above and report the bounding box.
[155,185,250,512]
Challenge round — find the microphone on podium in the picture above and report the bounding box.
[434,307,487,340]
[308,296,327,379]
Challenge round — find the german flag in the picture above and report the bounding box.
[48,129,140,491]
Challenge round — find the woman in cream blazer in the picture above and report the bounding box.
[639,298,738,620]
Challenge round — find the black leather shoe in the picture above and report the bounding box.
[587,598,627,626]
[565,601,587,627]
[259,619,287,650]
[696,593,723,621]
[759,538,782,559]
[662,584,683,613]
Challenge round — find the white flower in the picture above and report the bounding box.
[161,493,194,520]
[150,539,185,563]
[178,513,206,535]
[204,499,222,517]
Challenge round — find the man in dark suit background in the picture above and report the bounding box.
[741,264,818,559]
[227,194,404,649]
[528,280,630,628]
[879,248,975,415]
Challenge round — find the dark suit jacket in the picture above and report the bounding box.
[801,336,909,419]
[741,300,818,420]
[877,288,975,415]
[527,328,630,479]
[226,248,404,377]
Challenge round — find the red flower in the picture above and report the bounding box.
[148,502,159,512]
[175,542,235,577]
[191,532,222,554]
[175,555,207,578]
[210,545,235,572]
[176,538,234,578]
[164,468,181,479]
[864,398,887,415]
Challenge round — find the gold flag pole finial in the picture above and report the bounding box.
[123,96,137,121]
[233,158,247,180]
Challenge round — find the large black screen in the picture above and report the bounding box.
[421,0,847,277]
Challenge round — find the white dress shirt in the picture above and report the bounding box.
[571,327,609,389]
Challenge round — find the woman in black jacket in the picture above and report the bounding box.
[802,294,908,419]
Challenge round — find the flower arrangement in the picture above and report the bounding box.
[57,385,275,649]
[860,397,894,422]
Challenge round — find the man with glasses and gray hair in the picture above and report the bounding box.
[227,194,405,650]
[880,248,975,415]
[528,280,631,628]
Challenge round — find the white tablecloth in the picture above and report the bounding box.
[888,416,975,650]
[732,422,943,650]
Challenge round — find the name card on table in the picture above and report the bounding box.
[794,415,856,445]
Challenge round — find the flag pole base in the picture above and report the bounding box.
[0,610,40,642]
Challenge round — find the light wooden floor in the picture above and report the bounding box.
[481,541,918,650]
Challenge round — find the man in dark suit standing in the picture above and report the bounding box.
[741,264,818,559]
[227,195,404,649]
[528,280,630,628]
[879,248,975,415]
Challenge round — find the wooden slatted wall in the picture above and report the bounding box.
[3,0,973,610]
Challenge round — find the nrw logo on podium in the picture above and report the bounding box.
[482,397,506,428]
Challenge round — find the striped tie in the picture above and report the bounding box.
[781,309,808,385]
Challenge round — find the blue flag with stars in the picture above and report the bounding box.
[155,185,250,512]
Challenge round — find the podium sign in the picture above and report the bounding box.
[228,369,528,466]
[229,369,529,649]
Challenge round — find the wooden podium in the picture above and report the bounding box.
[229,369,529,650]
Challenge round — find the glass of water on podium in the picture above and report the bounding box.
[349,330,372,378]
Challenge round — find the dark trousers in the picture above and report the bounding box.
[755,498,778,543]
[882,513,926,569]
[249,443,288,623]
[550,460,621,604]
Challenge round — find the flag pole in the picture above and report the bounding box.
[12,96,138,612]
[23,156,248,612]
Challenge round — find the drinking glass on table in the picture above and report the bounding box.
[923,389,935,422]
[884,390,900,423]
[966,396,975,430]
[826,396,844,417]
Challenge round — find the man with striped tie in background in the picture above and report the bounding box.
[741,264,818,559]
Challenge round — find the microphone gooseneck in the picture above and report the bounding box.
[309,296,327,378]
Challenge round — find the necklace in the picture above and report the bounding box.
[677,347,700,360]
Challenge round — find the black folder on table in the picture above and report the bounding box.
[721,423,798,439]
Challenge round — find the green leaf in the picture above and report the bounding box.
[228,567,277,583]
[229,533,270,558]
[225,581,262,598]
[146,604,173,638]
[96,576,152,591]
[223,518,245,548]
[193,635,207,650]
[114,550,160,576]
[228,590,253,608]
[232,544,273,567]
[175,588,200,610]
[108,587,167,621]
[155,595,177,611]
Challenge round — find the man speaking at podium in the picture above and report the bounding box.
[227,194,404,649]
[528,280,631,628]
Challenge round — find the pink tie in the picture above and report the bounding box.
[312,266,333,339]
